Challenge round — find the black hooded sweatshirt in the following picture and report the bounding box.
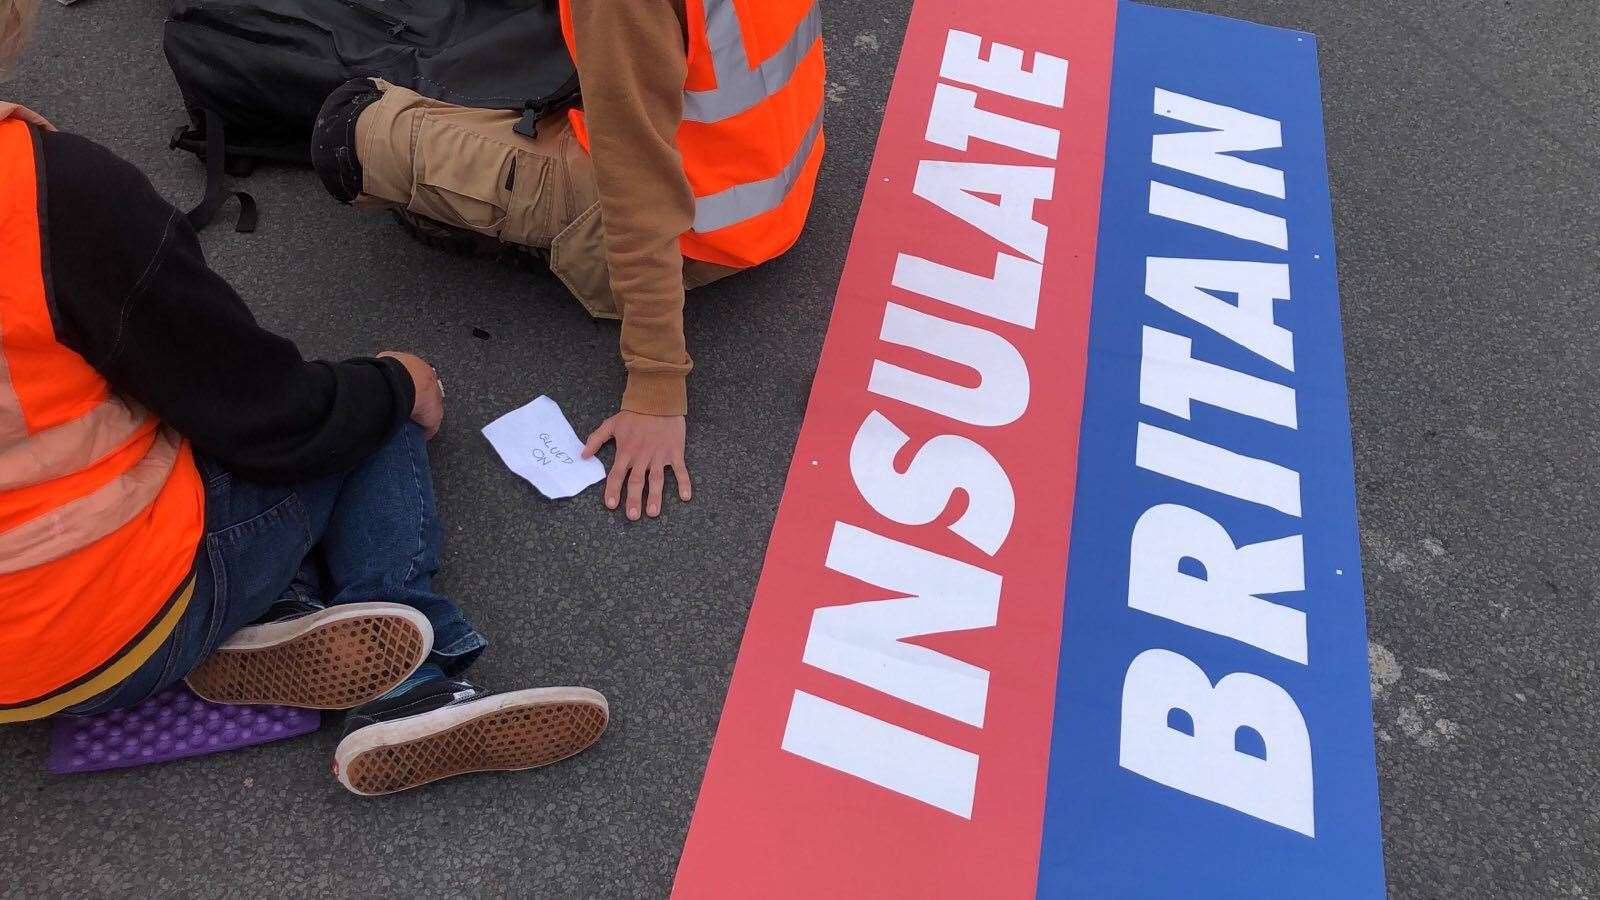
[32,125,414,483]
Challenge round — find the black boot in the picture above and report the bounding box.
[388,209,548,271]
[311,78,383,203]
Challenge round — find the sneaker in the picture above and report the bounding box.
[185,601,433,710]
[311,78,383,204]
[333,676,608,796]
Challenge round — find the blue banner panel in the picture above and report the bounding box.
[1037,3,1383,897]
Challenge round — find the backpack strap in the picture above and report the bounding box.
[184,109,257,233]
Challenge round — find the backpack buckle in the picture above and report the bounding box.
[513,100,545,139]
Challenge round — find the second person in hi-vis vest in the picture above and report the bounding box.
[311,0,826,524]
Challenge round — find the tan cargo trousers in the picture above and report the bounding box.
[352,80,732,320]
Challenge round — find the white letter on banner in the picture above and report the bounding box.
[1149,182,1288,250]
[1146,258,1295,371]
[926,83,1061,159]
[849,410,1015,556]
[893,251,1042,329]
[914,160,1054,262]
[1136,423,1302,517]
[938,29,1068,108]
[1128,504,1307,663]
[870,303,1030,427]
[782,691,980,818]
[1153,88,1286,199]
[1120,649,1315,836]
[803,522,999,726]
[1140,326,1297,428]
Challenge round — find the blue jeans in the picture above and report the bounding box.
[64,423,486,716]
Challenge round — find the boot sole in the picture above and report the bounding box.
[334,687,609,796]
[185,603,433,710]
[388,210,547,270]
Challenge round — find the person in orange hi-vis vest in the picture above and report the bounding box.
[312,0,826,524]
[0,0,606,795]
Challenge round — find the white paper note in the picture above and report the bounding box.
[482,396,606,499]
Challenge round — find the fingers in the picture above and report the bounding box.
[582,418,616,459]
[646,460,666,517]
[672,451,693,502]
[625,460,647,521]
[590,412,690,521]
[603,452,627,511]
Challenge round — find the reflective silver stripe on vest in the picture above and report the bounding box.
[0,426,183,576]
[0,318,25,448]
[0,396,151,491]
[684,0,822,124]
[694,106,823,234]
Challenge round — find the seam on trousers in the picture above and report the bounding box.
[559,127,576,228]
[407,108,428,193]
[432,117,542,156]
[403,429,425,585]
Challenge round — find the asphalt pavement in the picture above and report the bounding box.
[1,0,1596,896]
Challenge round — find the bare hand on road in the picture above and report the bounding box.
[582,410,692,521]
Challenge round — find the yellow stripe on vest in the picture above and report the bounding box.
[0,576,194,723]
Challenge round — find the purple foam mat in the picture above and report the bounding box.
[49,683,320,774]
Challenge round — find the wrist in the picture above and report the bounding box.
[377,351,434,416]
[375,354,418,412]
[622,370,688,417]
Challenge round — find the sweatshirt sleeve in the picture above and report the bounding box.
[37,128,416,483]
[568,0,696,417]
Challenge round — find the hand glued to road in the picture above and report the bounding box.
[581,410,692,521]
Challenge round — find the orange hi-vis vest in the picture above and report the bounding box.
[559,0,826,269]
[0,113,205,722]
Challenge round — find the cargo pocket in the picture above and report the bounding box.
[499,150,556,249]
[549,201,621,320]
[408,119,513,236]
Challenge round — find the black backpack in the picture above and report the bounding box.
[163,0,579,231]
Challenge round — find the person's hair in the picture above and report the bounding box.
[0,0,42,82]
